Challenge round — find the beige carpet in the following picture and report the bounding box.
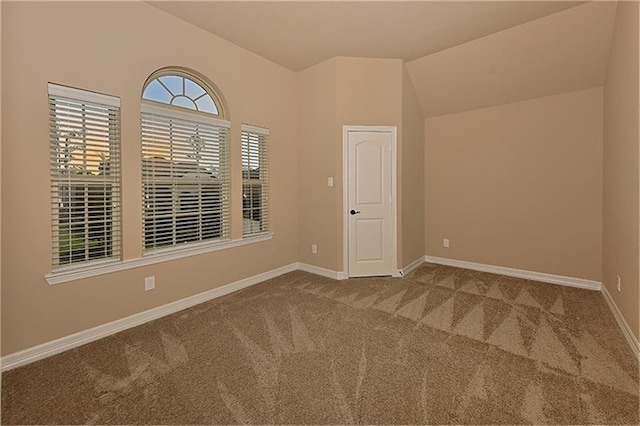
[2,263,639,424]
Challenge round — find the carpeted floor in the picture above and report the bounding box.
[2,263,639,424]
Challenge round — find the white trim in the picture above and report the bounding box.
[601,284,640,358]
[46,233,274,285]
[241,123,270,136]
[342,131,349,277]
[391,128,398,278]
[396,256,425,277]
[297,262,346,280]
[141,102,231,128]
[48,83,120,107]
[424,255,601,290]
[342,126,398,278]
[3,262,297,372]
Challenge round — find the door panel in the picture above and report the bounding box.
[356,143,383,205]
[356,219,384,261]
[347,129,394,277]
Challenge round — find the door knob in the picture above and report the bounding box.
[350,209,361,215]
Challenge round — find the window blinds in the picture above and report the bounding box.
[241,124,269,236]
[48,83,121,269]
[141,104,231,253]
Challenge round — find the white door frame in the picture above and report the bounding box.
[342,125,399,278]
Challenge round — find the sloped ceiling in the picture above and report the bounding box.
[149,1,616,118]
[407,1,617,117]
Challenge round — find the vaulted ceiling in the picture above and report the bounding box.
[149,1,616,117]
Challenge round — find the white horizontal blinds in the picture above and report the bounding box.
[241,124,269,236]
[48,84,121,269]
[141,105,230,253]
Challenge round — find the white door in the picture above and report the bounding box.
[345,128,396,277]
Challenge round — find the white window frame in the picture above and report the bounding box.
[48,83,122,272]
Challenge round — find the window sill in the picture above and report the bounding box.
[45,233,274,285]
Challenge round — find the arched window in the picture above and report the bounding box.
[142,69,226,117]
[141,68,230,253]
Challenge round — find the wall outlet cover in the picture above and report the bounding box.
[145,276,155,291]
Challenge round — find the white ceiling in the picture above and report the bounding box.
[149,1,616,117]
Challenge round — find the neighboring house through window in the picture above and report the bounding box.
[141,68,230,253]
[241,124,269,236]
[48,83,121,269]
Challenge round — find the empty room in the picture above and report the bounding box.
[1,0,638,424]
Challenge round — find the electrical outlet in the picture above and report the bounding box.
[616,275,621,292]
[145,276,155,291]
[443,238,450,248]
[327,177,334,187]
[312,244,317,254]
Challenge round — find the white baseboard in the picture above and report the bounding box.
[424,255,601,291]
[601,283,640,358]
[1,263,298,372]
[296,262,347,280]
[396,256,425,277]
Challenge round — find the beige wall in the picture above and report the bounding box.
[297,58,339,270]
[401,65,425,268]
[603,1,640,340]
[0,0,3,371]
[425,87,603,281]
[336,58,403,126]
[1,2,298,355]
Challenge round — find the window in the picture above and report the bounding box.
[142,72,224,116]
[48,84,121,269]
[141,69,230,253]
[241,124,269,236]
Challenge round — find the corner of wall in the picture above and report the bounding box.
[601,0,640,343]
